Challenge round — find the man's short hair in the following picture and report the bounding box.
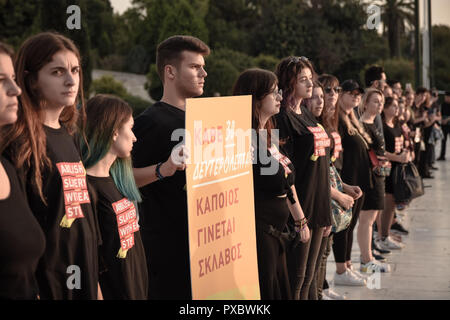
[415,87,428,95]
[387,79,400,87]
[364,65,385,87]
[156,35,210,82]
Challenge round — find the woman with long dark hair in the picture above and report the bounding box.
[81,94,148,299]
[0,42,45,300]
[314,74,362,299]
[233,68,310,300]
[275,57,332,300]
[2,32,101,299]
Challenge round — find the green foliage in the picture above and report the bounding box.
[0,0,40,48]
[203,58,239,96]
[91,75,128,97]
[253,54,279,72]
[91,75,151,116]
[39,0,93,92]
[157,0,209,45]
[359,58,415,88]
[205,0,256,53]
[4,0,432,98]
[123,94,152,117]
[380,58,415,87]
[433,25,450,91]
[146,64,163,101]
[210,48,254,72]
[125,45,151,74]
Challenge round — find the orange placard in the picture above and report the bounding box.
[185,96,260,300]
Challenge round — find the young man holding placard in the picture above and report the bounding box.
[132,35,210,300]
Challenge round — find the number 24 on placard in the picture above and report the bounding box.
[226,120,235,142]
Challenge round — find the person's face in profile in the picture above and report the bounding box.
[172,51,207,98]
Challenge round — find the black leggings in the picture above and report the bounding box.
[315,234,333,299]
[332,194,365,263]
[287,227,324,300]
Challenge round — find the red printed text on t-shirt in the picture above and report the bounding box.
[112,198,139,251]
[56,162,89,220]
[331,132,342,160]
[307,126,331,157]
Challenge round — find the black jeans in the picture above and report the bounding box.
[439,125,450,159]
[332,194,365,263]
[419,143,433,176]
[286,227,324,300]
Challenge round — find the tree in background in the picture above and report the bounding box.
[92,75,150,115]
[0,0,41,47]
[379,0,415,58]
[433,25,450,91]
[38,0,93,92]
[3,0,448,97]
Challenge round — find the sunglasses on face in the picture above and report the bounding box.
[324,86,342,94]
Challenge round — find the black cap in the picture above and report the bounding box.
[341,79,364,94]
[445,91,450,96]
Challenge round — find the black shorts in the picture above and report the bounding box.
[362,174,385,210]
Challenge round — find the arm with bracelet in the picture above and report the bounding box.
[286,185,310,243]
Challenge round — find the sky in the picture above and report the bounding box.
[110,0,450,26]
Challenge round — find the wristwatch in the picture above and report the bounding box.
[155,162,165,180]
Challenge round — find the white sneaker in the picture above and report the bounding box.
[321,293,333,300]
[334,269,367,286]
[348,264,368,279]
[360,259,391,273]
[377,236,405,250]
[323,288,347,300]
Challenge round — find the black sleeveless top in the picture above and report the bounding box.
[0,156,46,299]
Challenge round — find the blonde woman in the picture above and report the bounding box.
[358,89,391,273]
[332,79,371,286]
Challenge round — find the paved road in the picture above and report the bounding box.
[325,144,450,300]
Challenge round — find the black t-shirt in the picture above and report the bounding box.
[253,139,295,230]
[441,102,450,123]
[87,175,148,300]
[0,156,46,299]
[383,123,404,163]
[338,117,372,191]
[25,125,101,300]
[131,101,191,299]
[275,106,331,228]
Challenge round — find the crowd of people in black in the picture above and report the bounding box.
[0,32,448,300]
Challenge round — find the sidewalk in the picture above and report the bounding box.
[325,151,450,299]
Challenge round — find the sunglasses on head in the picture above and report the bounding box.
[287,56,309,67]
[324,86,342,94]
